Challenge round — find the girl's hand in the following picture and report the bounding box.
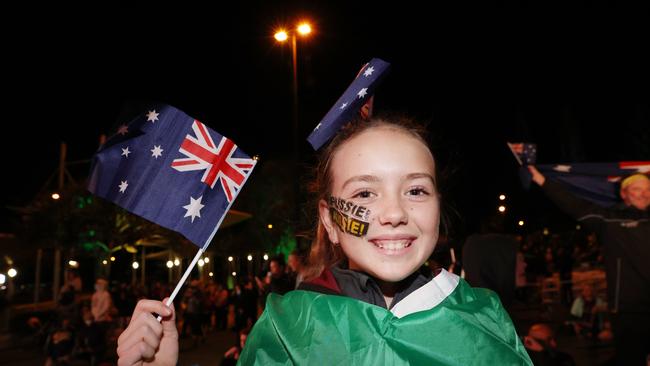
[117,298,178,366]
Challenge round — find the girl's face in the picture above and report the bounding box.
[320,127,440,283]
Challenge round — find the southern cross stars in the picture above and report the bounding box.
[151,145,163,158]
[118,180,128,193]
[146,110,160,123]
[121,147,131,158]
[183,196,205,223]
[363,66,375,77]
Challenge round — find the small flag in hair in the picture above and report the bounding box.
[87,104,256,249]
[307,58,390,150]
[507,142,537,165]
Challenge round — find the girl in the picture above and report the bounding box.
[117,117,532,365]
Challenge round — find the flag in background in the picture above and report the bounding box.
[536,161,650,207]
[307,58,390,150]
[88,104,256,249]
[507,142,537,165]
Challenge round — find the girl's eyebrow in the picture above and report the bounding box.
[341,175,380,190]
[405,173,435,184]
[341,172,435,190]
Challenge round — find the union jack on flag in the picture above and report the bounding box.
[171,121,255,202]
[88,104,256,248]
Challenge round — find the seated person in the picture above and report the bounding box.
[523,323,576,366]
[568,284,607,339]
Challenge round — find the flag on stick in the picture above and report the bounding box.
[88,104,256,250]
[507,142,537,165]
[88,104,257,309]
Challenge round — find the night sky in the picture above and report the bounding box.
[2,1,649,238]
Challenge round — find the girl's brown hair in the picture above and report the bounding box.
[302,116,435,280]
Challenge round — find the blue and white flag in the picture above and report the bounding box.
[88,104,256,249]
[537,161,650,207]
[307,58,390,150]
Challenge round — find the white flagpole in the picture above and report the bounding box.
[157,248,204,321]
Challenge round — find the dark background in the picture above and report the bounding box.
[2,1,649,239]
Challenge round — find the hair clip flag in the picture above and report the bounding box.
[307,58,390,150]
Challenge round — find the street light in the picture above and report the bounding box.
[274,21,312,139]
[274,21,313,221]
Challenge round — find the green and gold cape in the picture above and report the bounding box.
[239,270,532,365]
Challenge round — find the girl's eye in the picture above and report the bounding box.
[352,190,374,199]
[407,188,429,196]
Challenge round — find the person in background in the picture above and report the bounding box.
[287,250,305,289]
[523,323,576,366]
[528,167,650,365]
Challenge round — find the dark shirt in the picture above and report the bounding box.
[543,179,650,313]
[462,233,517,308]
[298,262,435,309]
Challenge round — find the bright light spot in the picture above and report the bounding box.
[8,268,17,278]
[102,260,108,265]
[51,193,60,200]
[576,224,581,230]
[68,260,79,268]
[267,224,273,229]
[543,228,550,235]
[203,257,209,263]
[518,220,525,226]
[198,259,205,267]
[499,194,506,201]
[209,272,214,277]
[263,254,269,261]
[132,262,139,269]
[227,256,234,262]
[166,260,173,268]
[274,30,288,42]
[297,22,312,35]
[498,205,506,213]
[247,255,253,261]
[174,258,180,266]
[0,274,5,285]
[253,155,260,161]
[110,256,116,262]
[232,271,237,276]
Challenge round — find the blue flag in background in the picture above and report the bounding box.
[88,104,256,249]
[307,58,390,150]
[536,161,650,207]
[507,142,537,165]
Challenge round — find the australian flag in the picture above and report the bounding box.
[88,104,256,249]
[307,58,390,150]
[507,142,537,165]
[537,161,650,207]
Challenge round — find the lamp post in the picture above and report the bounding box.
[274,22,312,158]
[274,22,312,223]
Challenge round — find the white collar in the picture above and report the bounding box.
[390,269,460,318]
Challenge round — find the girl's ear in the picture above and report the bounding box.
[319,199,340,244]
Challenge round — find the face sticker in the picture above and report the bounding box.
[328,196,371,237]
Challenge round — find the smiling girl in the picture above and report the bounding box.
[239,118,532,365]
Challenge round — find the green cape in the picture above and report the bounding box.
[239,275,532,365]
